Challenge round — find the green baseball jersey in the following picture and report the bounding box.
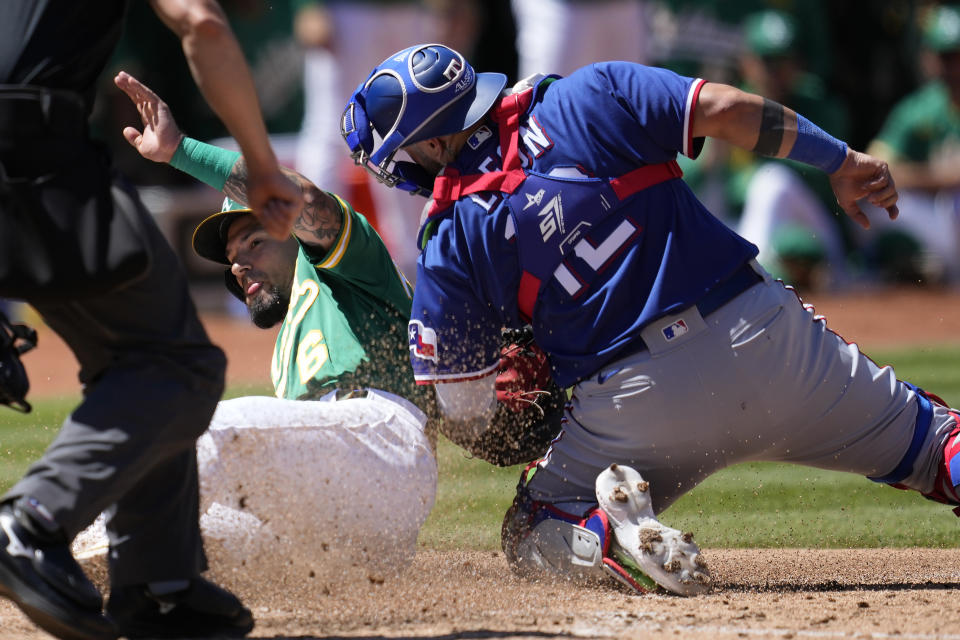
[874,81,960,163]
[270,194,430,412]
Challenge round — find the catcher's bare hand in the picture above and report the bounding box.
[829,148,899,230]
[114,71,183,163]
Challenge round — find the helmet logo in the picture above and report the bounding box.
[341,43,506,197]
[443,58,463,82]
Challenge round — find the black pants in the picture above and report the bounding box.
[0,93,226,586]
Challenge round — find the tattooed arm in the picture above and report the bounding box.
[223,159,343,252]
[114,70,342,248]
[691,82,897,227]
[691,83,802,157]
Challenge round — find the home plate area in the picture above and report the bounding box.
[3,548,960,639]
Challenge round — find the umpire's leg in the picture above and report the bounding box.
[5,179,225,586]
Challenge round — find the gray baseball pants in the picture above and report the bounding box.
[527,264,955,515]
[3,179,225,587]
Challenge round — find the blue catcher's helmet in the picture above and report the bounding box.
[341,43,507,197]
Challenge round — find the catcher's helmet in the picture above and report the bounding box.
[341,43,507,196]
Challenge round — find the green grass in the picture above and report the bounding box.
[0,385,272,493]
[418,438,523,550]
[4,346,960,551]
[657,462,957,549]
[417,441,960,551]
[0,395,79,492]
[222,383,276,400]
[868,344,960,401]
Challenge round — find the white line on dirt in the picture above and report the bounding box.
[668,626,960,639]
[616,624,960,639]
[575,611,960,639]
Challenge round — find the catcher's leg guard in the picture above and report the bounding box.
[502,463,708,595]
[596,463,711,596]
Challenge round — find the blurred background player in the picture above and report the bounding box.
[668,7,854,291]
[732,9,854,291]
[864,3,960,286]
[293,0,438,279]
[511,0,652,79]
[94,0,306,184]
[656,1,934,289]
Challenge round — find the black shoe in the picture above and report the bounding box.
[0,501,117,640]
[106,577,254,639]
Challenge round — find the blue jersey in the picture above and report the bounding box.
[409,62,758,388]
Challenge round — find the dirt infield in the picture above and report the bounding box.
[5,286,960,639]
[2,548,960,639]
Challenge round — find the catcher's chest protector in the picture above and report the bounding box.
[427,87,682,321]
[505,164,680,320]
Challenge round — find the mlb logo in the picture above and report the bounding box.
[661,319,688,341]
[408,320,438,362]
[467,125,492,149]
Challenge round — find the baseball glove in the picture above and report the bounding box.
[0,310,37,413]
[448,326,565,467]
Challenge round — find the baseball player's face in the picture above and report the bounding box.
[225,215,298,329]
[403,139,448,177]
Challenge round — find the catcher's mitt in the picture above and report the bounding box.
[0,310,37,413]
[447,326,565,467]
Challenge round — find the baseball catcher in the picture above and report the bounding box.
[339,42,960,600]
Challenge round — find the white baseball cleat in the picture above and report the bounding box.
[595,463,711,596]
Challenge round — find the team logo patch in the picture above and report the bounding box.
[661,319,688,341]
[408,320,438,362]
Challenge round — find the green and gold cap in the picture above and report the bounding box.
[191,197,253,265]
